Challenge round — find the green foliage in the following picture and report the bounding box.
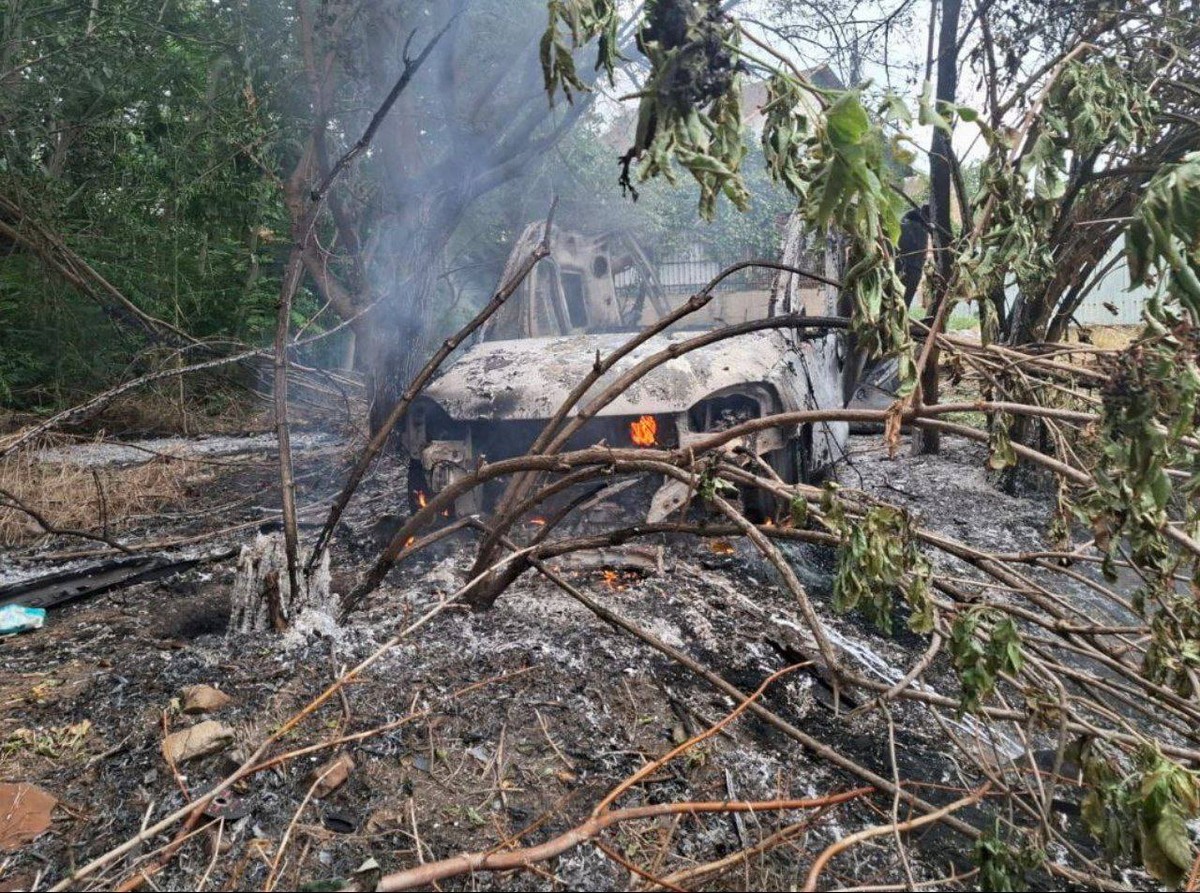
[542,3,919,387]
[621,1,748,220]
[974,824,1043,892]
[1128,152,1200,321]
[1077,154,1200,698]
[958,60,1156,339]
[1081,321,1200,700]
[697,464,738,502]
[1077,739,1200,887]
[0,0,305,409]
[823,491,935,636]
[1084,331,1196,579]
[967,143,1056,310]
[789,493,809,527]
[948,608,1023,713]
[762,79,917,391]
[1043,61,1156,176]
[542,1,769,222]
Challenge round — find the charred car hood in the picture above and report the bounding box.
[424,330,797,420]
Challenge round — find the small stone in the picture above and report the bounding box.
[162,721,234,764]
[181,684,232,715]
[309,753,354,799]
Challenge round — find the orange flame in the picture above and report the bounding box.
[630,414,657,447]
[404,536,416,549]
[602,569,620,590]
[710,539,735,555]
[528,517,546,526]
[416,490,428,508]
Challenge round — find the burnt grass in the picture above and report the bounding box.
[0,435,1142,891]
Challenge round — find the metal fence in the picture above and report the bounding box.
[615,244,779,295]
[940,237,1151,327]
[622,239,1154,327]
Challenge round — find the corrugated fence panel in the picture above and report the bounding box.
[1072,239,1149,325]
[943,237,1152,327]
[617,238,1155,326]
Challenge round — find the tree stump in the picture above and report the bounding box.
[228,532,333,636]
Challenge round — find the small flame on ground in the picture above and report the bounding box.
[600,569,642,591]
[404,536,416,549]
[415,490,428,508]
[630,414,657,447]
[528,517,546,526]
[710,539,736,555]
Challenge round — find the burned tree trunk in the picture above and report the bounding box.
[364,225,446,435]
[912,0,962,456]
[228,532,333,636]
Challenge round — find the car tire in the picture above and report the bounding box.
[407,458,430,515]
[740,440,799,522]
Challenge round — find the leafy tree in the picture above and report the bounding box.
[0,0,304,408]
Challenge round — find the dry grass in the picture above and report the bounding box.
[0,435,201,547]
[1069,324,1140,350]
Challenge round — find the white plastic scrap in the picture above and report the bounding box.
[0,604,46,635]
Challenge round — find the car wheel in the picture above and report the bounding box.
[407,458,430,515]
[740,440,799,523]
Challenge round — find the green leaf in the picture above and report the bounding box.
[826,92,870,145]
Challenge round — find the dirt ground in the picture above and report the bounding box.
[0,432,1147,891]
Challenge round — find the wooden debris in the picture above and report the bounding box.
[309,753,354,799]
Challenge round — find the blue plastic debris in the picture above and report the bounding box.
[0,604,46,635]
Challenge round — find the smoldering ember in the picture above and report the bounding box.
[3,3,1200,893]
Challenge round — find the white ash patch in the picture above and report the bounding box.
[34,432,337,468]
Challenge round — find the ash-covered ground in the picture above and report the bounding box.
[0,434,1146,891]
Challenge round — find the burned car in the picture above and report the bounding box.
[402,217,850,522]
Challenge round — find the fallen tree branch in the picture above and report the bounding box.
[376,790,871,891]
[801,784,992,892]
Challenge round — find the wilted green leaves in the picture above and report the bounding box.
[762,80,917,391]
[1128,151,1200,321]
[1083,155,1200,700]
[1083,323,1199,601]
[825,495,934,636]
[1077,740,1200,887]
[540,1,749,218]
[540,2,919,385]
[958,60,1156,339]
[949,607,1023,713]
[540,0,620,104]
[974,824,1043,893]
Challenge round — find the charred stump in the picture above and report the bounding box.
[229,532,333,636]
